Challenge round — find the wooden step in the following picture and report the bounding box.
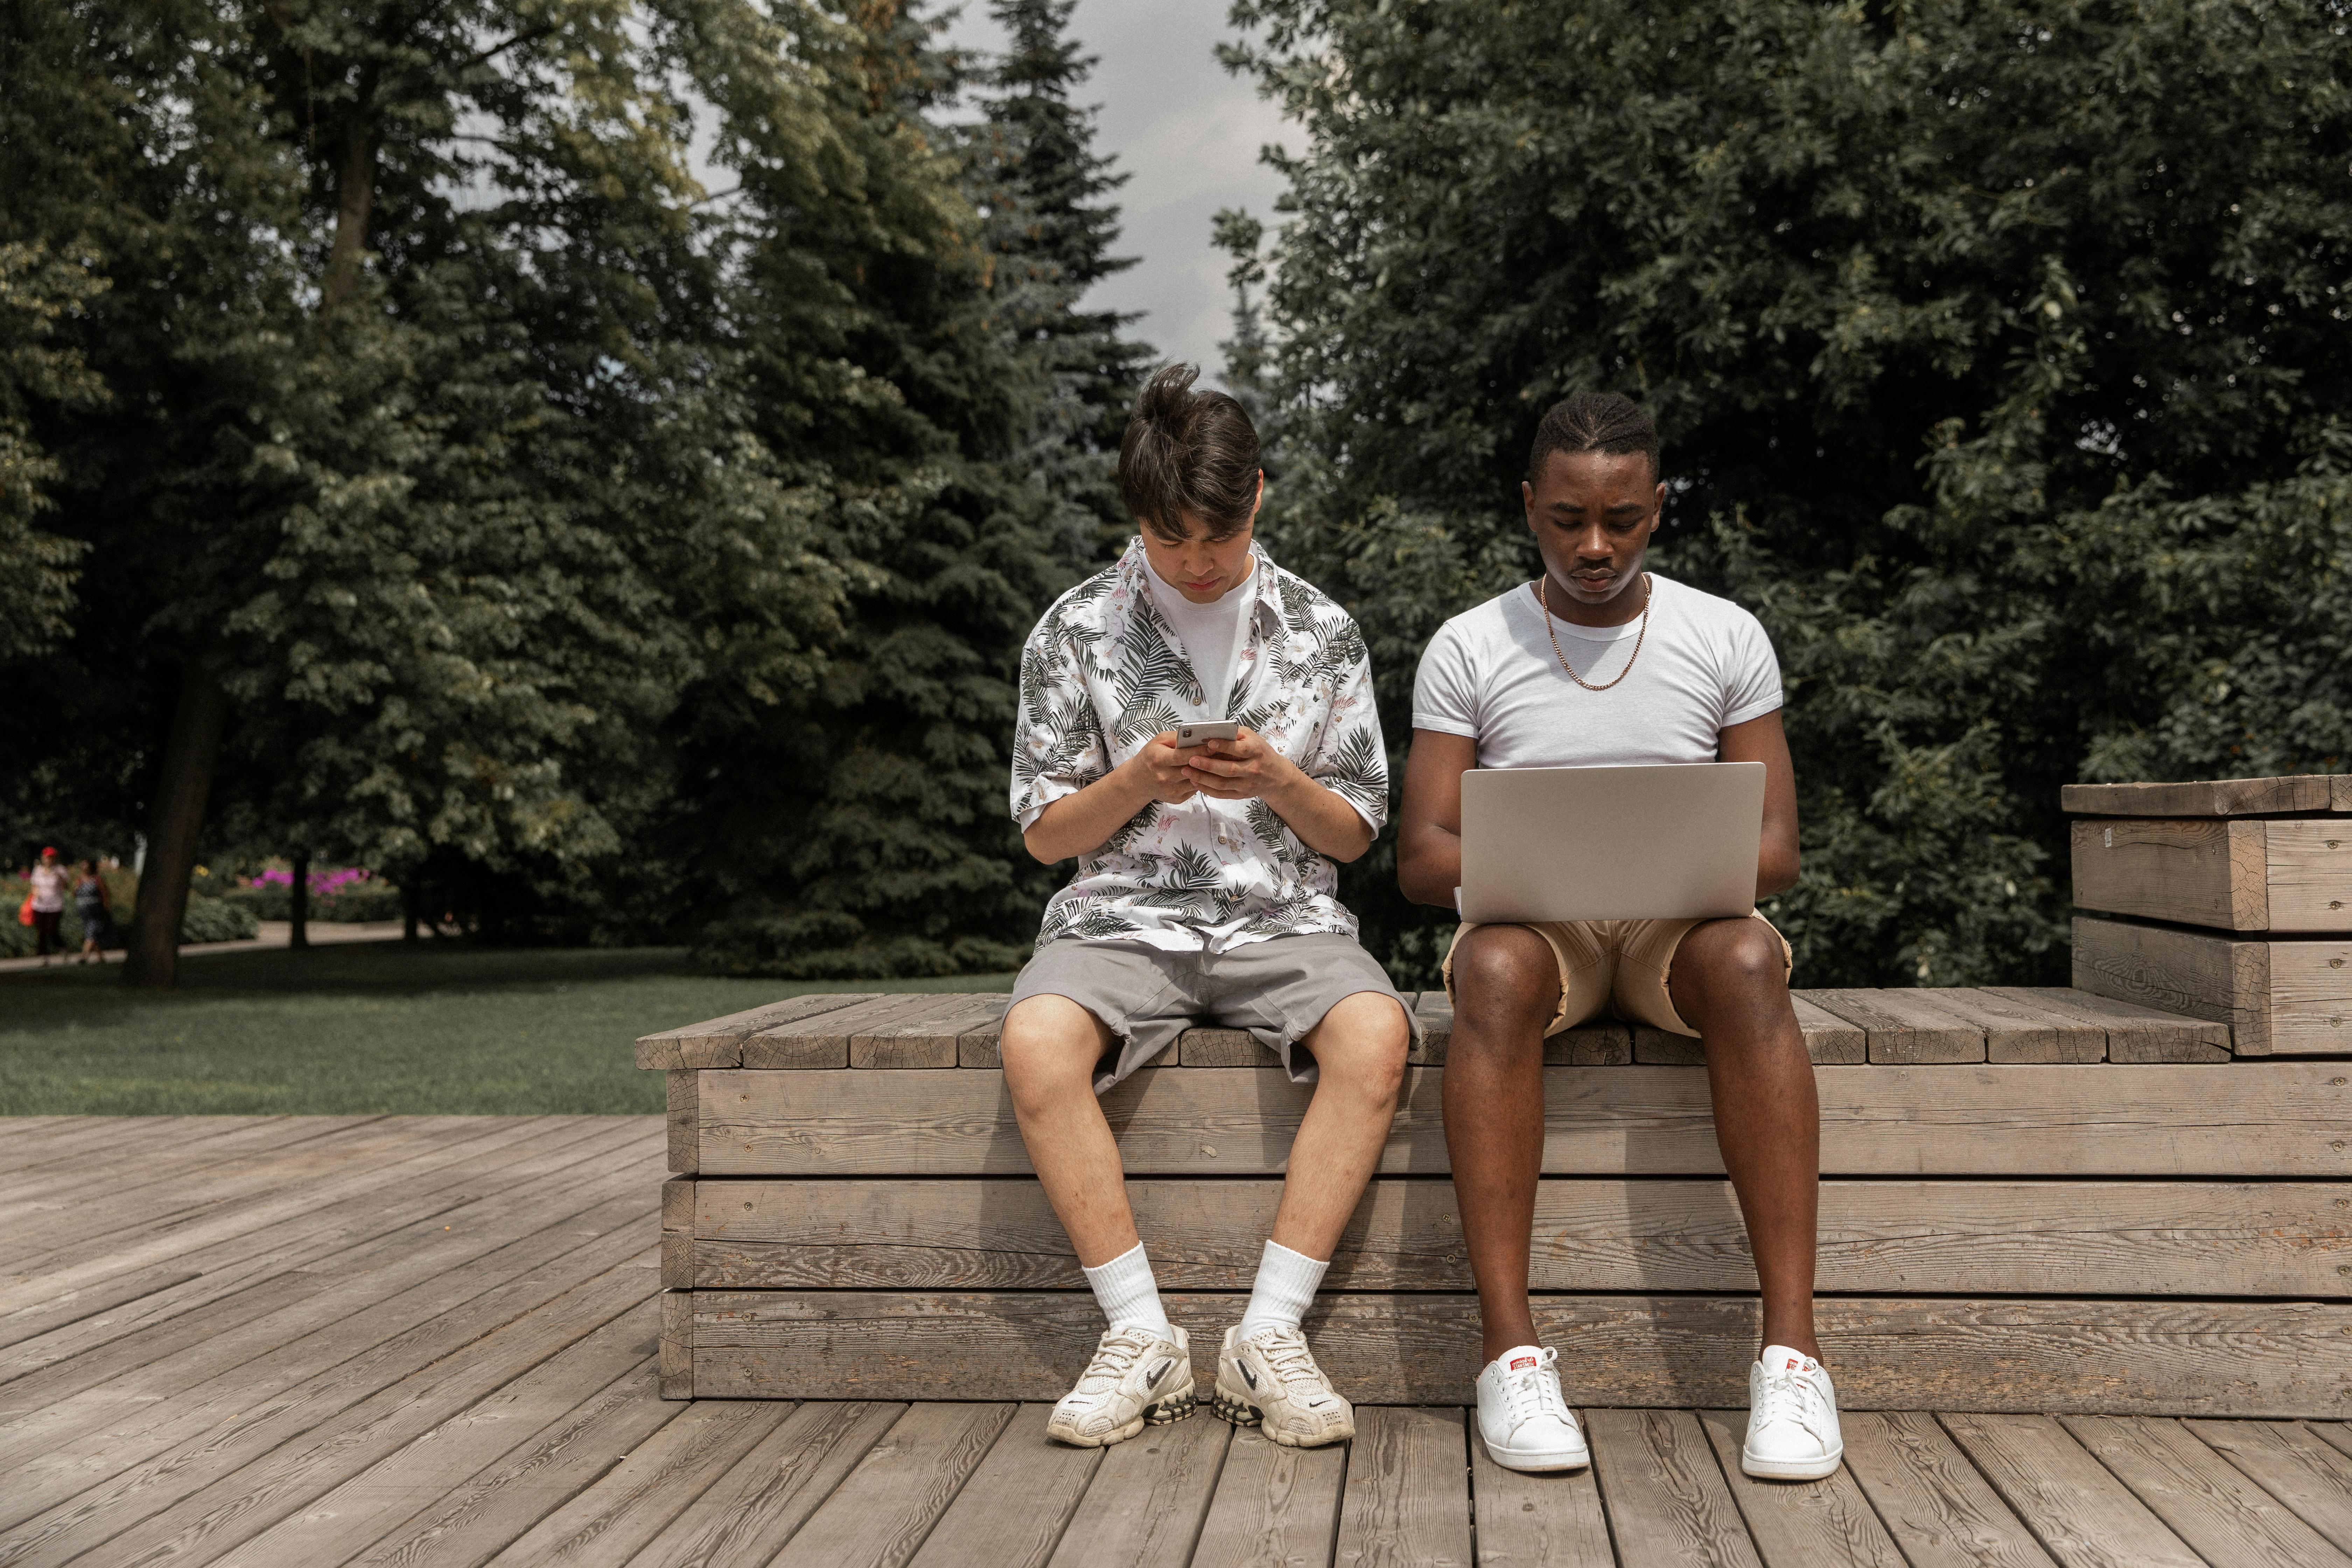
[2073,915,2352,1055]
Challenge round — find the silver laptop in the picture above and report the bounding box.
[1457,762,1765,924]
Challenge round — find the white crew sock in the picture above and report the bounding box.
[1083,1242,1172,1336]
[1237,1239,1328,1339]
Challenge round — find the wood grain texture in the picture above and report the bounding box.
[631,1401,903,1568]
[690,1062,2352,1177]
[1697,1408,1906,1567]
[684,1291,2352,1415]
[666,1069,698,1174]
[1042,1408,1230,1568]
[1790,995,1868,1064]
[1468,1413,1614,1567]
[2269,938,2352,1057]
[852,994,1014,1070]
[1189,1424,1346,1568]
[2070,818,2267,930]
[1839,1410,2055,1568]
[739,994,943,1071]
[687,1177,2352,1297]
[1939,1413,2205,1568]
[2061,1415,2352,1568]
[1346,991,1633,1066]
[2071,916,2274,1054]
[1586,1407,1763,1568]
[1978,987,2230,1061]
[2267,820,2352,931]
[635,993,876,1069]
[1334,1406,1473,1568]
[2185,1418,2352,1556]
[486,1397,799,1567]
[660,1289,692,1400]
[905,1402,1104,1568]
[768,1401,1016,1568]
[2062,774,2341,818]
[1808,988,1988,1064]
[1932,989,2108,1064]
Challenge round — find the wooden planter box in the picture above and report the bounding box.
[640,986,2352,1418]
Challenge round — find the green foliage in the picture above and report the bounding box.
[1223,0,2352,987]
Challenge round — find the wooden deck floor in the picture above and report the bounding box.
[5,1116,2352,1567]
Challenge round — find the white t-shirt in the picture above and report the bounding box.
[1413,574,1782,768]
[29,865,66,912]
[1142,555,1253,718]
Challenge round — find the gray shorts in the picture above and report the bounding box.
[1009,933,1420,1094]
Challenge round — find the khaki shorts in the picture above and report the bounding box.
[1442,914,1791,1039]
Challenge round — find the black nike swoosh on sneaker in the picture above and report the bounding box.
[1239,1360,1258,1390]
[1147,1359,1173,1387]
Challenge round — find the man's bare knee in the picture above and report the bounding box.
[1000,995,1103,1115]
[1449,926,1560,1035]
[1679,920,1788,997]
[1310,992,1409,1110]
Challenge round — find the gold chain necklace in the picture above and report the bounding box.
[1536,572,1652,692]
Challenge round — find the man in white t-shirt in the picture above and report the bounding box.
[1398,392,1841,1483]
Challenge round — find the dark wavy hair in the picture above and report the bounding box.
[1118,364,1262,541]
[1528,391,1659,482]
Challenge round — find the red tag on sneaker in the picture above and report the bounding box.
[1510,1356,1537,1371]
[1785,1357,1803,1371]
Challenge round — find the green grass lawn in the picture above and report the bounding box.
[0,943,1013,1115]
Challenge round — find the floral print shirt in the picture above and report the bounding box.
[1011,537,1389,953]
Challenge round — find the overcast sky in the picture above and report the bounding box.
[937,1,1293,380]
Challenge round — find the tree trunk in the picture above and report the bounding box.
[289,850,310,950]
[321,92,377,311]
[123,663,229,989]
[402,881,419,943]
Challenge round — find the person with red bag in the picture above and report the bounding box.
[26,847,69,965]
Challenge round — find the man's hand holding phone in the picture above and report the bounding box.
[1183,726,1301,802]
[1130,731,1202,804]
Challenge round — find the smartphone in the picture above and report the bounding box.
[1175,720,1241,747]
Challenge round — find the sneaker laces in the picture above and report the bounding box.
[1251,1327,1327,1395]
[1074,1326,1157,1394]
[1752,1364,1829,1440]
[1498,1346,1573,1432]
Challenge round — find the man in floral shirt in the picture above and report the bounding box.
[1005,364,1414,1455]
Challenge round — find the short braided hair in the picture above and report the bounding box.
[1528,391,1659,483]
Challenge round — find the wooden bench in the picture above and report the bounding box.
[640,982,2352,1417]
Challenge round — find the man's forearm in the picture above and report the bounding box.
[1398,828,1463,908]
[1265,770,1374,862]
[1024,763,1160,863]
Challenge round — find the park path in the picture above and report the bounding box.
[0,919,405,976]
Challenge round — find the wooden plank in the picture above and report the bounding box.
[1932,989,2107,1064]
[689,1177,2352,1297]
[742,994,940,1070]
[1189,1423,1346,1568]
[1040,1407,1228,1568]
[486,1398,802,1567]
[2267,820,2352,931]
[1978,986,2230,1061]
[852,994,1013,1070]
[2062,1415,2352,1568]
[1790,995,1867,1063]
[204,1299,668,1568]
[1469,1407,1614,1566]
[4,1243,662,1568]
[2070,817,2268,930]
[906,1402,1106,1568]
[693,1063,2352,1177]
[1334,1405,1473,1568]
[667,1069,699,1173]
[631,1401,903,1568]
[1697,1408,1905,1567]
[2062,774,2339,817]
[345,1361,681,1568]
[1806,989,1987,1064]
[688,1292,2352,1415]
[661,1176,693,1290]
[2071,916,2276,1054]
[2185,1419,2352,1555]
[1178,1025,1278,1067]
[635,993,877,1069]
[770,1402,1016,1568]
[0,1113,383,1213]
[1838,1411,2055,1568]
[1939,1413,2204,1568]
[660,1290,693,1400]
[1586,1407,1762,1568]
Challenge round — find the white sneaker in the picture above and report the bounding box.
[1211,1325,1354,1448]
[1046,1323,1195,1447]
[1742,1345,1842,1479]
[1475,1345,1590,1472]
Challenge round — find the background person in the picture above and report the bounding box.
[1397,392,1839,1482]
[27,847,68,966]
[1003,364,1414,1452]
[74,859,113,964]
